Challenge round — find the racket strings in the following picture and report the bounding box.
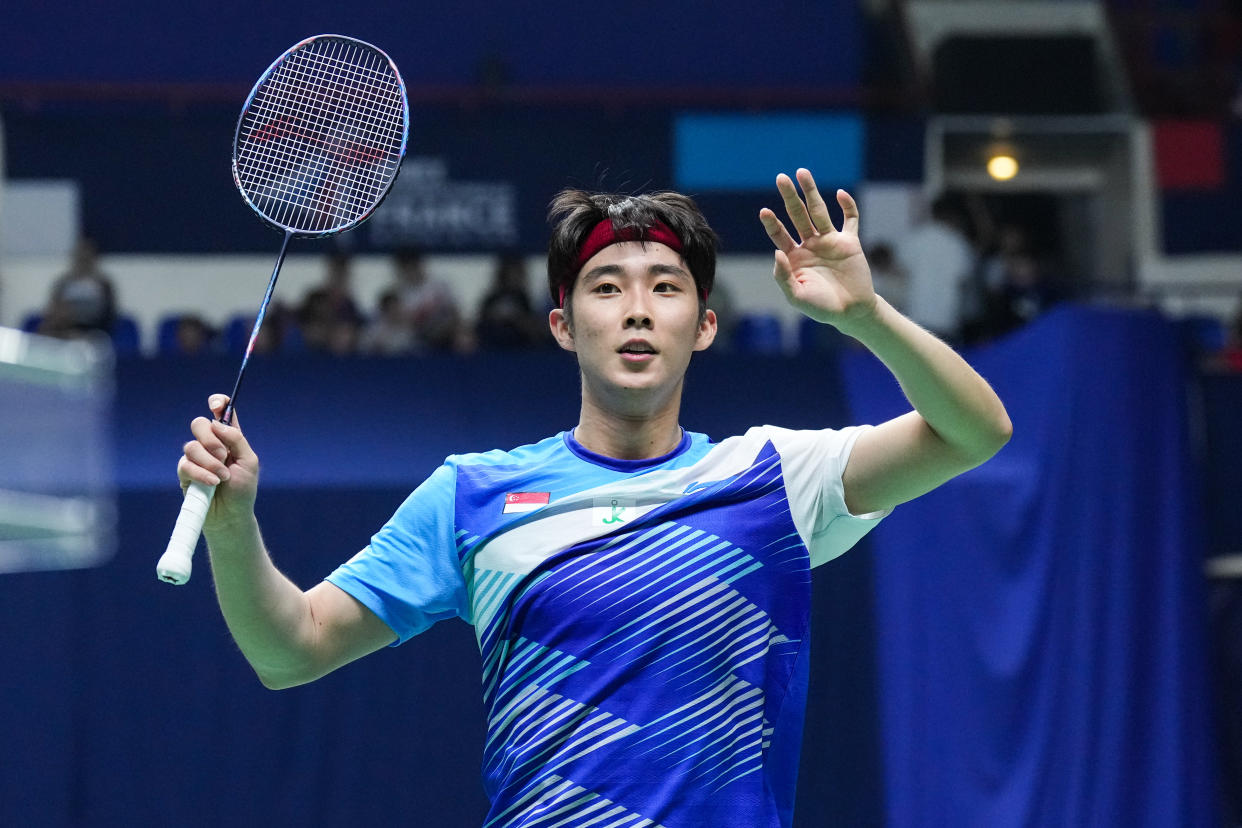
[257,46,401,171]
[235,37,406,234]
[240,47,399,228]
[240,42,401,216]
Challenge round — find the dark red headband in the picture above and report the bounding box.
[561,220,692,307]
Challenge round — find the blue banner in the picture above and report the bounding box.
[845,306,1218,827]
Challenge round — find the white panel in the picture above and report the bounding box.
[0,180,80,256]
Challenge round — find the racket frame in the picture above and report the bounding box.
[231,33,410,238]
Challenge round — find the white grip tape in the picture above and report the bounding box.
[156,480,217,585]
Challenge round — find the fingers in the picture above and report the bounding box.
[796,169,834,233]
[762,170,859,250]
[190,415,229,464]
[179,444,228,488]
[177,393,252,489]
[210,419,256,467]
[208,393,240,428]
[837,189,860,237]
[771,249,794,291]
[759,207,797,254]
[776,173,817,242]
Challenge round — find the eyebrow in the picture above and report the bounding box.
[580,262,693,283]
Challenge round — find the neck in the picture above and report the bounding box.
[573,380,685,461]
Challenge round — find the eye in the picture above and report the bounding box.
[653,281,683,294]
[593,282,620,295]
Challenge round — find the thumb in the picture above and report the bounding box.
[207,394,241,430]
[772,250,795,292]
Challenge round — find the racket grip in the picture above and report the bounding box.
[156,480,217,585]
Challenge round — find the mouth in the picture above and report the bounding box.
[618,339,658,362]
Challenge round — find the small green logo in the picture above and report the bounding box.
[602,499,626,524]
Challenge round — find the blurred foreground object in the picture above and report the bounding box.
[0,327,114,574]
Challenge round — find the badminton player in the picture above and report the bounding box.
[178,168,1011,827]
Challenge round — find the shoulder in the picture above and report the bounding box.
[684,425,866,483]
[729,424,868,452]
[445,432,568,472]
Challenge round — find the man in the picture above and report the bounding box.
[894,194,977,342]
[178,169,1011,827]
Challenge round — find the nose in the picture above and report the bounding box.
[624,293,653,329]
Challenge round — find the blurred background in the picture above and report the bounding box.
[0,0,1239,825]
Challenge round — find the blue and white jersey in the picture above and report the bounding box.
[328,426,886,827]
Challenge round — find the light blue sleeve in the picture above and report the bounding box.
[325,461,468,644]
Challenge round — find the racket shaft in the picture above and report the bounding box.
[157,481,217,585]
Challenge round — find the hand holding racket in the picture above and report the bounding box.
[157,34,409,585]
[172,394,258,536]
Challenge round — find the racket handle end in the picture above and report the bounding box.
[157,481,217,585]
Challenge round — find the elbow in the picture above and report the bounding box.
[993,411,1014,451]
[257,672,296,691]
[954,411,1013,468]
[976,410,1014,462]
[253,660,318,691]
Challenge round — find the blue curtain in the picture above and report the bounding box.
[843,306,1218,827]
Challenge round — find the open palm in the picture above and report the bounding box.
[759,169,876,332]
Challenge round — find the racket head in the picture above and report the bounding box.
[232,34,409,237]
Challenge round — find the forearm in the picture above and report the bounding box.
[842,297,1012,461]
[204,514,318,688]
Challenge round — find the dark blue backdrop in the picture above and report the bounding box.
[846,307,1219,826]
[0,1,860,89]
[0,307,1221,826]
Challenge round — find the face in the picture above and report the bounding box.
[549,241,716,414]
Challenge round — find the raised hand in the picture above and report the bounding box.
[758,168,877,333]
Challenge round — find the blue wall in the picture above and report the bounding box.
[0,1,860,88]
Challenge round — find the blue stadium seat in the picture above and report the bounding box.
[223,315,252,353]
[20,313,43,333]
[223,313,303,354]
[797,316,848,355]
[109,316,141,356]
[732,313,785,354]
[157,315,183,355]
[281,323,305,353]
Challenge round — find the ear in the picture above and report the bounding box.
[549,308,576,352]
[693,308,718,352]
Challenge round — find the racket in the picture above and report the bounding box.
[157,34,409,585]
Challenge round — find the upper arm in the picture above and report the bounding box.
[267,582,397,689]
[841,411,993,516]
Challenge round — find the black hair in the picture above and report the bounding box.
[546,189,718,313]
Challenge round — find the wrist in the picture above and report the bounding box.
[828,295,889,340]
[204,508,260,549]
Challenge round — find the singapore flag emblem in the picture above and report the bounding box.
[502,492,550,514]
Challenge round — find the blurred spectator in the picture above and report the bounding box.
[231,301,297,356]
[39,237,118,340]
[359,289,418,356]
[474,253,546,350]
[973,223,1060,340]
[298,251,364,354]
[174,315,218,356]
[391,247,465,352]
[895,195,976,342]
[867,241,908,315]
